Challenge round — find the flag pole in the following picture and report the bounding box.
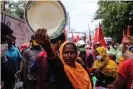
[88,24,92,46]
[2,0,5,12]
[127,25,130,36]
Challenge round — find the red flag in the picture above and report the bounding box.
[93,27,99,43]
[127,25,130,36]
[76,35,80,42]
[88,24,92,46]
[89,35,92,45]
[122,30,130,43]
[72,33,75,42]
[63,28,67,41]
[98,23,107,48]
[93,23,106,48]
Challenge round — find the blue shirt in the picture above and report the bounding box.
[6,45,22,71]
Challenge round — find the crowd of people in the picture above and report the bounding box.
[1,22,133,89]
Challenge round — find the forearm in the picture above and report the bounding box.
[122,44,126,54]
[113,79,124,89]
[113,74,126,89]
[41,44,56,58]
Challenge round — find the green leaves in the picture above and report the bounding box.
[94,1,133,43]
[3,1,27,19]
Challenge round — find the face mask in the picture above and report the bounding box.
[0,44,8,57]
[114,45,117,49]
[79,47,86,52]
[78,45,86,52]
[96,55,102,61]
[32,40,39,46]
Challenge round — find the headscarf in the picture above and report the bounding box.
[59,41,92,89]
[93,47,118,77]
[119,50,133,65]
[109,45,122,63]
[96,47,109,60]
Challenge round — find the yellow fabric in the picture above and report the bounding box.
[119,56,126,66]
[93,47,118,77]
[119,51,132,66]
[32,40,39,46]
[126,50,132,55]
[59,42,92,89]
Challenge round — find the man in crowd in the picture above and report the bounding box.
[77,40,87,62]
[22,34,43,89]
[113,58,133,89]
[6,35,22,72]
[1,22,16,89]
[109,41,122,63]
[85,45,95,68]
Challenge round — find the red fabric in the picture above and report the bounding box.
[122,30,130,43]
[36,51,50,89]
[93,27,99,43]
[88,68,93,73]
[76,35,80,42]
[89,34,92,46]
[20,43,29,52]
[63,28,67,41]
[118,59,133,89]
[127,25,130,36]
[72,33,75,42]
[98,24,107,48]
[88,24,92,46]
[93,24,106,48]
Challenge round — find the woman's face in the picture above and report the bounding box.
[95,50,103,61]
[63,44,77,66]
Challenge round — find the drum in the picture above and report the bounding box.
[25,0,67,40]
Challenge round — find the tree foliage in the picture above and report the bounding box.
[94,1,133,43]
[2,0,27,19]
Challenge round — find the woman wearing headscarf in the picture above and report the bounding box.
[92,47,118,88]
[113,58,133,89]
[119,40,133,65]
[35,28,92,89]
[109,41,122,63]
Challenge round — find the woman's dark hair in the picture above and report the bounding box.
[1,22,13,43]
[1,22,13,35]
[11,35,16,40]
[30,34,35,43]
[31,34,35,40]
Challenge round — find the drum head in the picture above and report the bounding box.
[25,1,67,39]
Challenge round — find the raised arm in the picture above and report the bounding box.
[35,28,56,59]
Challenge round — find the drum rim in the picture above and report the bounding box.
[24,1,67,40]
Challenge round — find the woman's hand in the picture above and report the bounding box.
[35,28,51,48]
[35,28,56,58]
